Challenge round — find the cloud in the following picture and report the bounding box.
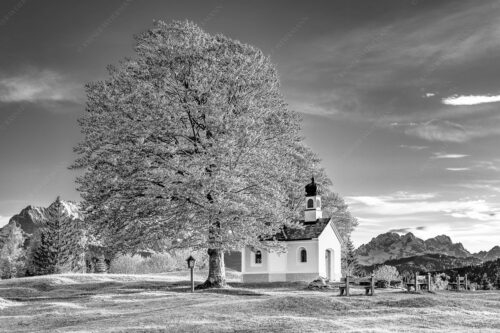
[432,152,469,159]
[390,192,438,201]
[454,183,500,193]
[442,94,500,106]
[446,167,470,171]
[473,160,500,172]
[285,88,350,117]
[346,191,437,205]
[277,0,500,151]
[404,119,469,142]
[399,144,428,151]
[347,192,499,221]
[0,69,82,104]
[388,226,427,234]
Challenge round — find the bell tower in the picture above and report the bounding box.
[304,177,322,222]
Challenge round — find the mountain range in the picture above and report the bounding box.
[2,203,499,272]
[0,199,81,249]
[357,232,500,266]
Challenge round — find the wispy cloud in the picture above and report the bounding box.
[346,191,437,205]
[454,183,500,193]
[446,167,470,171]
[0,69,82,104]
[473,160,500,172]
[388,226,427,234]
[399,144,428,151]
[347,192,499,221]
[405,119,469,142]
[442,94,500,106]
[432,152,469,159]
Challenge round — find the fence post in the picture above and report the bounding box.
[346,275,350,297]
[427,273,431,292]
[457,274,460,290]
[415,272,419,291]
[465,274,468,291]
[370,273,375,296]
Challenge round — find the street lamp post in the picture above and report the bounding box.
[186,255,196,293]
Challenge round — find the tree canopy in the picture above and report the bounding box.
[73,20,357,286]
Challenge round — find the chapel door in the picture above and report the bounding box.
[325,250,331,280]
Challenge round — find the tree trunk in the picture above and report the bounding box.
[196,248,227,289]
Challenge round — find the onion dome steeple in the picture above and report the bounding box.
[304,177,322,222]
[305,177,318,196]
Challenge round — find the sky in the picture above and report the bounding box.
[0,0,499,252]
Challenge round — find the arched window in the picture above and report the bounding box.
[307,199,314,208]
[299,248,307,263]
[255,250,262,264]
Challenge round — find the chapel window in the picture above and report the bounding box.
[300,248,307,263]
[307,199,314,208]
[255,250,262,264]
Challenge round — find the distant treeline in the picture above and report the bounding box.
[359,253,482,275]
[431,258,500,286]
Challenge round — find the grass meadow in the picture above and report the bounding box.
[1,271,500,332]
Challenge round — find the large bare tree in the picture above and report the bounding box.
[73,20,356,287]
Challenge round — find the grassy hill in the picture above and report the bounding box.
[1,272,500,332]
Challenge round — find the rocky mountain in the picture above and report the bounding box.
[473,246,500,262]
[356,232,471,265]
[0,199,81,249]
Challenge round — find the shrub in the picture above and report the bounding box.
[432,273,449,290]
[109,249,208,274]
[390,280,402,288]
[0,225,26,279]
[469,282,479,291]
[109,254,144,274]
[376,280,389,288]
[481,273,494,290]
[373,265,400,288]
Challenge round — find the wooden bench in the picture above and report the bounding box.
[406,272,432,292]
[448,274,468,291]
[338,275,375,296]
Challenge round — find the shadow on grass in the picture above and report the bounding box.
[0,279,198,302]
[229,281,309,290]
[198,288,268,296]
[0,277,271,303]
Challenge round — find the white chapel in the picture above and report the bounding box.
[226,178,344,283]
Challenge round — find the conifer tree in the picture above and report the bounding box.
[73,20,357,287]
[27,231,52,275]
[342,237,360,277]
[26,197,86,275]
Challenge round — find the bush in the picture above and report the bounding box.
[109,255,144,274]
[0,224,26,279]
[390,280,402,288]
[432,273,449,290]
[469,282,479,291]
[376,280,389,288]
[373,265,400,288]
[483,281,494,290]
[481,273,494,290]
[109,249,208,274]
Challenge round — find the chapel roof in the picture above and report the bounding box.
[274,217,344,245]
